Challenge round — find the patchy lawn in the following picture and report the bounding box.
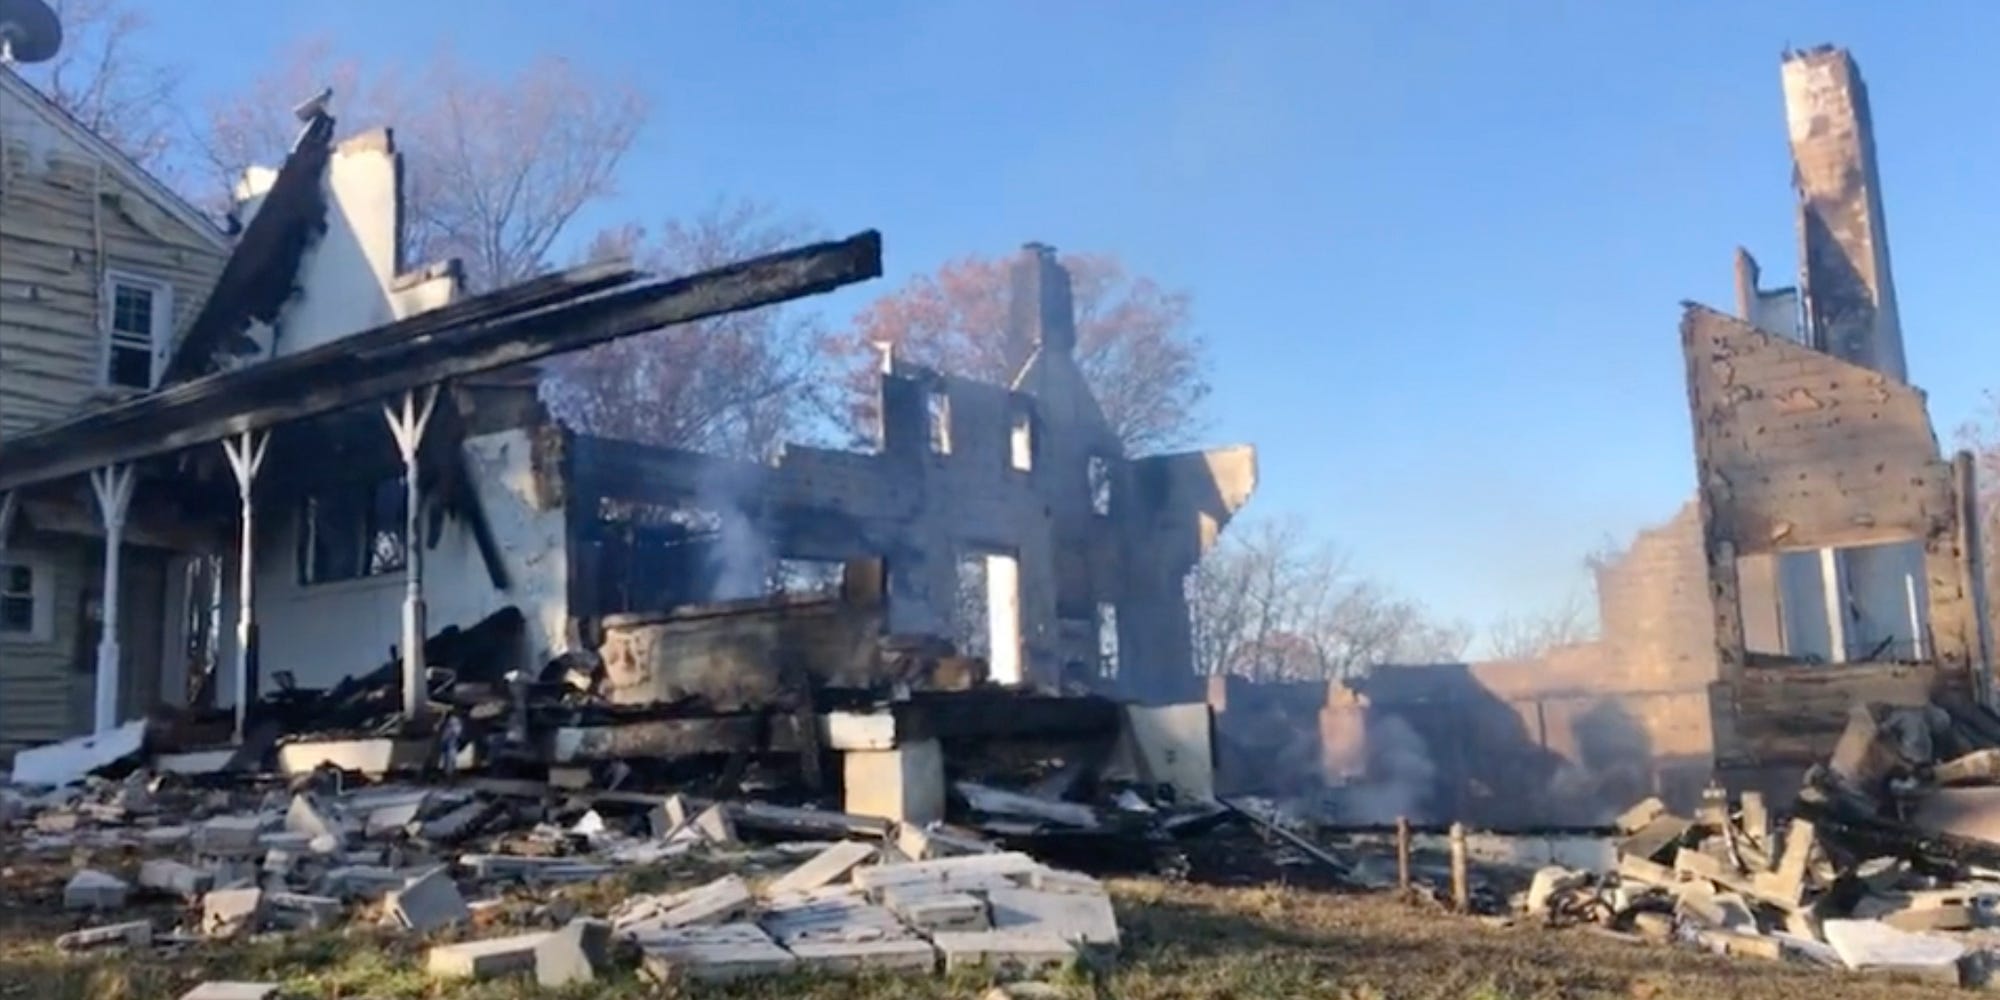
[0,863,1955,1000]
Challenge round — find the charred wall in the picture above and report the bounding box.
[1681,303,1988,778]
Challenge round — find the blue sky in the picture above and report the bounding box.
[128,1,2000,637]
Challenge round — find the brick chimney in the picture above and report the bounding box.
[1006,242,1077,375]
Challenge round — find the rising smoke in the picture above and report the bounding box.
[1328,714,1439,824]
[694,464,773,602]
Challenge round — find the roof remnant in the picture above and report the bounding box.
[0,231,884,490]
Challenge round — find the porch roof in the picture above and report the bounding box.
[0,231,883,492]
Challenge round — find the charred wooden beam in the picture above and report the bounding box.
[0,233,883,490]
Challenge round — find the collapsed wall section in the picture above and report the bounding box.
[1681,303,1988,778]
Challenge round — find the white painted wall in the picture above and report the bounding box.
[232,128,458,359]
[213,428,572,700]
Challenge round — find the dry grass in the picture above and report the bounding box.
[0,860,1961,1000]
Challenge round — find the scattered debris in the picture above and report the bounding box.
[1513,696,2000,987]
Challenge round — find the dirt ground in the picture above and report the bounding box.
[0,855,1959,1000]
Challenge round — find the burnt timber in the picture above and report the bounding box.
[0,231,884,490]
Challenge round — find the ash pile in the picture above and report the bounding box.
[1519,698,2000,989]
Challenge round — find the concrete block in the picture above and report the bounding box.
[386,867,470,933]
[428,931,551,980]
[202,887,264,938]
[845,739,946,825]
[1822,918,1968,979]
[55,920,151,952]
[536,917,613,987]
[139,859,212,899]
[64,869,129,910]
[1619,815,1693,865]
[789,937,939,974]
[195,815,265,856]
[640,923,797,982]
[141,825,192,848]
[765,840,877,897]
[932,930,1076,975]
[987,888,1120,947]
[285,794,340,841]
[891,891,989,932]
[178,984,278,1000]
[660,874,752,928]
[853,852,1040,897]
[266,892,343,931]
[320,864,405,899]
[760,895,906,945]
[692,804,738,844]
[1525,867,1588,914]
[1615,797,1668,835]
[365,798,428,838]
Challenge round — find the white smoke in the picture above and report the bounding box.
[1329,714,1438,824]
[694,465,772,602]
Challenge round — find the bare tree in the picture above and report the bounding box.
[1188,517,1468,681]
[198,41,646,289]
[1484,590,1599,661]
[538,201,828,459]
[831,250,1210,454]
[13,0,183,173]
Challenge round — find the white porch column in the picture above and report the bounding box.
[89,465,136,734]
[385,386,440,723]
[222,430,270,742]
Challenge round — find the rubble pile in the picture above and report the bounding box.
[1517,699,2000,988]
[4,765,1124,990]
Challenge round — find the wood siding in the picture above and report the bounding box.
[0,83,226,437]
[0,533,170,750]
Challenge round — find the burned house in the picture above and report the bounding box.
[564,244,1258,709]
[0,71,1254,760]
[0,84,886,753]
[1210,45,1994,826]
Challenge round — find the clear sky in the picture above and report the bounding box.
[127,1,2000,637]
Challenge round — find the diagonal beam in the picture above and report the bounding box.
[0,231,883,491]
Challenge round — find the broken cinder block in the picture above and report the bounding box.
[764,840,876,898]
[386,866,470,933]
[139,859,212,899]
[202,887,264,939]
[535,917,613,987]
[428,931,552,980]
[64,869,129,911]
[639,923,797,983]
[55,919,151,952]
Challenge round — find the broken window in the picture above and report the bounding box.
[298,476,408,585]
[1010,411,1034,471]
[774,559,843,596]
[1096,602,1120,677]
[1088,456,1112,516]
[928,389,952,455]
[103,272,170,390]
[1,562,37,636]
[953,554,990,659]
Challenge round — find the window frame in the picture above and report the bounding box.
[296,475,411,587]
[0,554,56,645]
[100,269,174,392]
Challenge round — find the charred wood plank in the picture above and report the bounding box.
[0,233,882,490]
